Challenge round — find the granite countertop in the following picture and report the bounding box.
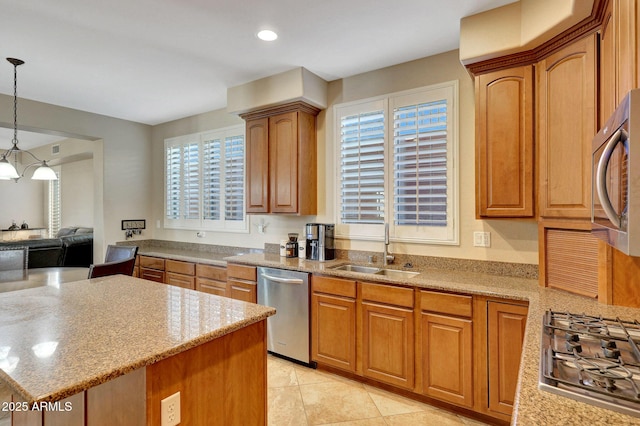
[224,253,640,425]
[138,246,236,266]
[0,276,275,404]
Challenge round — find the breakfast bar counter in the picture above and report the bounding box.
[0,275,275,425]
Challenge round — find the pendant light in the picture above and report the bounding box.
[0,58,57,181]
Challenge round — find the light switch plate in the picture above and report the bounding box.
[473,231,491,247]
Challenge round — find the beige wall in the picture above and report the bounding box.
[0,178,44,232]
[0,94,151,261]
[151,49,539,264]
[60,158,94,228]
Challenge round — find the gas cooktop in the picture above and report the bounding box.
[539,310,640,417]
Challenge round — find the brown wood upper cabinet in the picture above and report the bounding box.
[600,0,640,124]
[241,102,320,215]
[475,65,534,218]
[537,33,597,220]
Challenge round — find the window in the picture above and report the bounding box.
[164,125,246,231]
[48,168,61,238]
[335,82,458,244]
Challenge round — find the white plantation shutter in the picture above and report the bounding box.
[166,146,181,220]
[335,82,458,244]
[48,169,61,238]
[224,134,244,221]
[203,138,221,221]
[339,104,385,224]
[393,100,448,227]
[183,142,200,220]
[164,125,246,231]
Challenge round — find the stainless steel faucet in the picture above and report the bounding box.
[383,223,394,266]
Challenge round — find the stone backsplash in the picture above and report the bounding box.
[124,240,537,280]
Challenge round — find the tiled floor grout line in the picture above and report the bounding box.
[268,355,490,426]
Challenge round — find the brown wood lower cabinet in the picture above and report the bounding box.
[419,291,473,408]
[139,255,165,283]
[165,259,196,290]
[309,275,528,424]
[487,301,527,417]
[474,297,528,422]
[360,282,415,390]
[311,276,357,373]
[196,263,228,296]
[226,263,257,303]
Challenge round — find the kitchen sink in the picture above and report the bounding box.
[331,264,382,274]
[374,269,420,279]
[330,264,419,279]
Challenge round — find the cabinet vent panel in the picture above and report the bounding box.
[546,229,599,298]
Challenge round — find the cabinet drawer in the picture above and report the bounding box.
[360,282,414,308]
[420,291,472,318]
[139,256,165,270]
[227,263,257,281]
[166,259,195,275]
[140,267,165,283]
[196,278,227,296]
[227,279,257,303]
[166,272,195,290]
[312,276,357,298]
[196,264,227,281]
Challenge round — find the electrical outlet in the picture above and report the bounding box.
[161,392,181,426]
[196,231,206,238]
[473,231,491,248]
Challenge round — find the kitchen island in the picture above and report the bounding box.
[0,275,275,425]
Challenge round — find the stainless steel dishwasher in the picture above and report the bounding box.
[257,266,311,365]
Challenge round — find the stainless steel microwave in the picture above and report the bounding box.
[592,89,640,256]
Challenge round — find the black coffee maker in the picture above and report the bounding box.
[305,223,335,261]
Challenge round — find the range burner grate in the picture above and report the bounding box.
[540,310,640,417]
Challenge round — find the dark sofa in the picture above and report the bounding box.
[0,227,93,268]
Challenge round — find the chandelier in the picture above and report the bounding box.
[0,58,57,181]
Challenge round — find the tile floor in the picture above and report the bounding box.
[267,355,489,426]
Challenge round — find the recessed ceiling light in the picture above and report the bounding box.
[257,30,278,41]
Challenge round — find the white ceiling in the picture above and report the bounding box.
[0,0,516,127]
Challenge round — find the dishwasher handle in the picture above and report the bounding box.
[260,273,304,284]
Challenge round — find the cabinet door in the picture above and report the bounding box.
[537,34,597,219]
[269,112,298,213]
[475,66,534,218]
[245,117,269,213]
[362,302,414,390]
[227,279,257,303]
[600,1,617,125]
[487,301,527,417]
[422,313,473,407]
[616,0,640,103]
[311,293,356,372]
